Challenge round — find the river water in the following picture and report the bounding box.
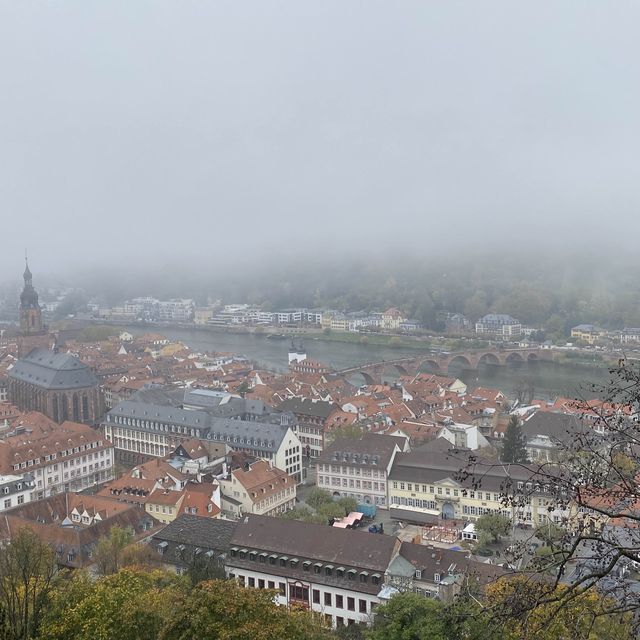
[136,327,612,401]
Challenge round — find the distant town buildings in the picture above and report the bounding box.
[475,314,522,340]
[570,324,606,345]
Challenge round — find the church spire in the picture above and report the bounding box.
[19,253,43,335]
[24,253,32,284]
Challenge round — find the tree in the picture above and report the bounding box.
[475,513,511,544]
[484,576,633,639]
[159,579,330,640]
[40,569,183,640]
[367,593,450,640]
[317,502,346,523]
[93,525,134,575]
[534,522,566,547]
[326,424,364,443]
[459,361,640,632]
[501,415,529,463]
[121,543,164,571]
[0,528,58,640]
[337,496,358,515]
[368,592,500,640]
[306,487,333,511]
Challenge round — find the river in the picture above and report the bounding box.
[133,327,612,401]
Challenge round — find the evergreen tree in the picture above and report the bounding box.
[501,415,529,463]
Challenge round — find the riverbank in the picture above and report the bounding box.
[89,318,630,372]
[91,319,490,352]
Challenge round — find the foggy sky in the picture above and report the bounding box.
[1,1,639,282]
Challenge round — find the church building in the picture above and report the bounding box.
[8,348,103,425]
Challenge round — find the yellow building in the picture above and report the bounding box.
[388,441,570,528]
[570,324,605,345]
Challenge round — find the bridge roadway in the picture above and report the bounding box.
[331,347,551,382]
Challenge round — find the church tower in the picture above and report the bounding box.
[19,258,44,336]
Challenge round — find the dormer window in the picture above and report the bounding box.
[415,570,422,580]
[434,573,441,583]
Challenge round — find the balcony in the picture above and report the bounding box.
[434,494,459,503]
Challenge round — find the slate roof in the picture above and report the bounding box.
[151,514,237,559]
[9,348,98,390]
[134,386,275,420]
[317,433,405,469]
[106,400,293,454]
[277,398,337,419]
[396,542,506,585]
[229,514,396,572]
[389,439,561,492]
[522,411,587,442]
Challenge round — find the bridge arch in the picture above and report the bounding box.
[418,359,441,373]
[527,352,539,362]
[347,371,376,386]
[477,352,500,366]
[447,355,472,371]
[384,363,410,377]
[505,352,525,365]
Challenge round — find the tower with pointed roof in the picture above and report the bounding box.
[19,257,44,336]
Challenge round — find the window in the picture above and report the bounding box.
[248,577,255,587]
[347,597,355,611]
[347,570,356,581]
[336,568,345,578]
[3,499,10,509]
[336,595,344,608]
[279,582,286,596]
[249,552,257,561]
[258,579,265,589]
[324,592,331,606]
[290,584,309,602]
[313,563,322,574]
[434,573,441,583]
[313,589,320,604]
[303,561,311,572]
[359,600,367,613]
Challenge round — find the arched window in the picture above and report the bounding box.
[52,395,59,423]
[82,395,89,421]
[72,394,80,422]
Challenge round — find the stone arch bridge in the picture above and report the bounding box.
[331,348,552,385]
